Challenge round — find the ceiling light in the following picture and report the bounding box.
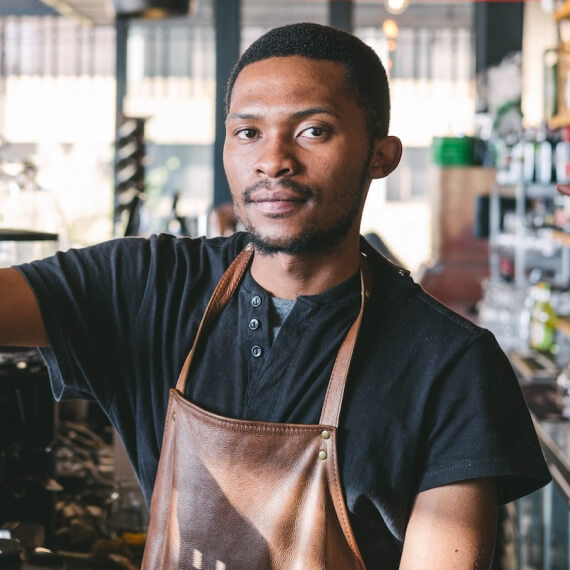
[382,19,399,39]
[385,0,409,15]
[112,0,193,18]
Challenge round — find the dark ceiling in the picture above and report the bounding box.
[0,0,473,28]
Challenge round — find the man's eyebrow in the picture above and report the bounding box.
[226,107,341,122]
[292,107,341,119]
[226,112,258,122]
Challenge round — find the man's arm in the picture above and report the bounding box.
[0,267,49,346]
[400,478,497,570]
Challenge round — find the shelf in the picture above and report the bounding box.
[557,316,570,337]
[495,231,561,255]
[549,114,570,129]
[495,183,557,199]
[552,229,570,247]
[555,1,570,21]
[510,352,558,381]
[526,183,558,199]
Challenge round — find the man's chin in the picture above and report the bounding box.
[246,229,342,257]
[247,232,297,255]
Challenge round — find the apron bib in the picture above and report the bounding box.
[142,243,370,569]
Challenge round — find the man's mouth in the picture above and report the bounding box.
[246,191,308,216]
[243,181,314,215]
[247,190,307,204]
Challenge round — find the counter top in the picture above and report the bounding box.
[519,379,570,499]
[534,418,570,499]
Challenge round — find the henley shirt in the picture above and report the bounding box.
[17,231,551,568]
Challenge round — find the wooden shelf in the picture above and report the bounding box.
[495,183,558,198]
[557,316,570,337]
[552,229,570,247]
[549,113,570,129]
[555,1,570,21]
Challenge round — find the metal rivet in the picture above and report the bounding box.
[249,318,260,330]
[398,269,406,277]
[321,430,330,440]
[251,295,262,307]
[172,411,176,422]
[251,345,263,358]
[318,450,328,460]
[245,243,253,251]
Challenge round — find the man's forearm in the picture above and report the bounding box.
[400,478,497,570]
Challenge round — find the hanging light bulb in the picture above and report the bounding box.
[382,19,399,39]
[112,0,193,18]
[385,0,409,15]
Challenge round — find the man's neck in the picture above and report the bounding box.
[249,239,361,299]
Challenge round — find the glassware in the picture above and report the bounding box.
[106,479,149,538]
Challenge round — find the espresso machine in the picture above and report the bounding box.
[0,228,59,549]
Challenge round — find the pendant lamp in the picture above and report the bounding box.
[112,0,192,18]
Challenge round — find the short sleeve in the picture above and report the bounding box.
[418,330,551,504]
[15,237,152,405]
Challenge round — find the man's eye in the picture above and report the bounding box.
[300,126,327,138]
[236,129,258,140]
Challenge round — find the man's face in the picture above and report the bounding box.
[223,55,375,255]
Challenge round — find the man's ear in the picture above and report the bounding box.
[367,136,402,179]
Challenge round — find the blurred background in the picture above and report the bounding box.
[1,0,570,568]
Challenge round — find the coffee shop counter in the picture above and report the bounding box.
[511,366,570,568]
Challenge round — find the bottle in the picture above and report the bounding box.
[165,191,189,236]
[522,128,536,183]
[529,282,557,353]
[510,139,524,184]
[535,123,554,185]
[555,126,570,184]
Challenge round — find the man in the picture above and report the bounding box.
[0,23,549,569]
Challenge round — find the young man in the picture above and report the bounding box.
[0,23,549,569]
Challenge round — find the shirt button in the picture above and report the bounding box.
[251,295,262,307]
[249,318,260,331]
[251,345,263,358]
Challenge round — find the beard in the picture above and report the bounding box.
[236,157,371,257]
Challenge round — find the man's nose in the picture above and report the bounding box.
[254,137,299,178]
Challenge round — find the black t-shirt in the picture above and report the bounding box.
[17,232,551,568]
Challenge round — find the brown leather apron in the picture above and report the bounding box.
[142,243,370,569]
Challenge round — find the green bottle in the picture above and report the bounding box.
[529,282,557,352]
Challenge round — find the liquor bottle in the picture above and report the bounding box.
[555,126,570,184]
[535,123,554,185]
[529,282,557,352]
[522,128,536,183]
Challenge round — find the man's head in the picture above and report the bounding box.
[223,24,402,258]
[225,22,391,139]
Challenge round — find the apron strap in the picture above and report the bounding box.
[319,252,372,428]
[176,242,254,393]
[176,243,372,429]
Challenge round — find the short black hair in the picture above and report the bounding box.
[225,22,391,138]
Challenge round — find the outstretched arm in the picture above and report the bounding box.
[400,478,497,570]
[0,267,49,346]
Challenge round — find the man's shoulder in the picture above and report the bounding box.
[89,231,250,271]
[21,232,252,292]
[148,231,250,264]
[364,241,484,344]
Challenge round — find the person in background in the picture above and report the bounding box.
[0,22,550,569]
[207,201,240,237]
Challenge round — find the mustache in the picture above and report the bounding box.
[243,180,315,202]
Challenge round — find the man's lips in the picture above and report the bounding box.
[243,180,314,202]
[247,190,308,203]
[243,182,313,215]
[246,191,308,215]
